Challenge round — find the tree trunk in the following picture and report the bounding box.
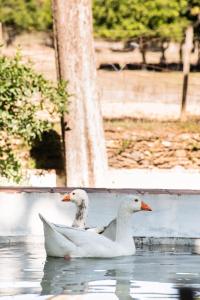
[179,41,184,66]
[180,26,194,120]
[160,47,166,64]
[52,0,108,187]
[141,48,147,65]
[139,37,147,68]
[160,41,169,64]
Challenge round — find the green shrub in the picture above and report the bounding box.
[0,51,68,182]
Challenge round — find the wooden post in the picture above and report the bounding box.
[0,23,3,52]
[198,40,200,65]
[52,0,108,187]
[180,26,194,120]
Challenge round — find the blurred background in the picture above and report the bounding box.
[0,0,200,188]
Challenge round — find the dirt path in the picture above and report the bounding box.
[3,33,200,120]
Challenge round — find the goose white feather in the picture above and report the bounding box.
[39,198,152,258]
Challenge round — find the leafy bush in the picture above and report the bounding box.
[0,51,68,182]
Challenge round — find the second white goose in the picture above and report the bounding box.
[62,189,89,229]
[62,189,116,239]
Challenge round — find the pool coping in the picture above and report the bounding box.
[0,235,198,248]
[1,187,200,195]
[1,187,200,247]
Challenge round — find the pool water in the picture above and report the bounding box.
[0,243,200,299]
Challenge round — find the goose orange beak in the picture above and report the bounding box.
[141,201,152,211]
[62,194,71,202]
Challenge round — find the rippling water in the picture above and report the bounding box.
[0,243,200,299]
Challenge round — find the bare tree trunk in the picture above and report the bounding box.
[52,0,108,187]
[179,41,184,66]
[139,37,147,68]
[160,41,169,64]
[141,49,147,65]
[160,47,166,64]
[180,26,194,120]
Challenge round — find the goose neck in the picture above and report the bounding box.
[73,199,88,228]
[116,209,133,244]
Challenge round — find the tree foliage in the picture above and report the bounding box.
[0,0,52,32]
[92,0,200,64]
[93,0,189,42]
[0,0,199,43]
[0,52,68,182]
[184,0,200,39]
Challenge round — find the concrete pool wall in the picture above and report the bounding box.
[0,187,200,245]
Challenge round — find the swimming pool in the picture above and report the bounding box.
[0,243,200,299]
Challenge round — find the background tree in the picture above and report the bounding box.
[0,52,68,182]
[0,0,52,43]
[180,0,200,118]
[0,0,199,65]
[93,0,188,64]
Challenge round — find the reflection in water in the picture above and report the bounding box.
[130,281,178,299]
[41,257,91,294]
[41,256,133,299]
[1,244,200,299]
[40,252,200,299]
[40,257,179,299]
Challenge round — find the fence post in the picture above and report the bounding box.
[0,23,3,52]
[180,25,194,120]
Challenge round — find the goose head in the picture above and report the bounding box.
[133,197,152,212]
[62,189,89,208]
[120,197,152,215]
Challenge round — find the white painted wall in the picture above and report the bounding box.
[0,189,200,239]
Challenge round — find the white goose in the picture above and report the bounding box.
[62,189,116,239]
[39,197,152,258]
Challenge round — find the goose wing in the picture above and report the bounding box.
[39,214,115,250]
[100,218,117,241]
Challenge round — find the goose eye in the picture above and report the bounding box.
[135,199,139,202]
[72,192,75,195]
